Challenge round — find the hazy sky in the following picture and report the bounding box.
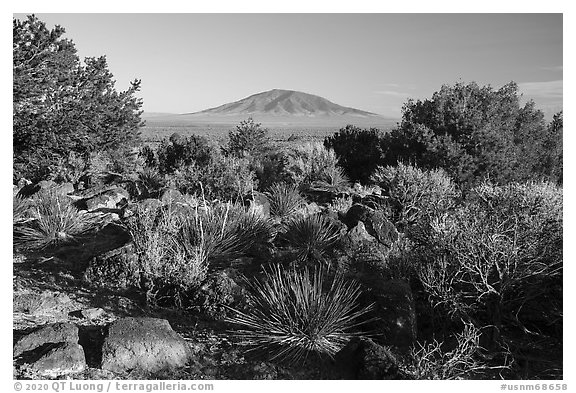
[15,13,563,118]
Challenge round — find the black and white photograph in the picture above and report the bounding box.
[10,7,565,387]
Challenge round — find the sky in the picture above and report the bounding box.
[13,13,563,119]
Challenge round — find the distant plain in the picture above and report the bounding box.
[140,116,399,144]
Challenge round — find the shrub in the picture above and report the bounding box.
[411,180,562,348]
[125,203,207,307]
[89,146,141,176]
[278,214,342,265]
[264,183,305,219]
[404,322,488,380]
[382,82,560,186]
[253,148,294,191]
[227,118,271,158]
[172,156,257,201]
[156,134,216,174]
[13,189,102,250]
[328,195,353,215]
[324,125,385,184]
[190,271,237,320]
[287,142,344,186]
[371,162,460,229]
[226,264,374,363]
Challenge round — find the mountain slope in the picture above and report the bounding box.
[189,89,382,118]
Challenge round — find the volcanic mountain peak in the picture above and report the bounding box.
[192,89,381,118]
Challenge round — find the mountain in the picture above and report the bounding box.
[189,89,382,119]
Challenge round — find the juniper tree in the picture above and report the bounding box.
[13,14,144,182]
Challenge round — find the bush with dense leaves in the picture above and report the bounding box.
[383,82,562,186]
[13,15,143,182]
[155,133,216,174]
[258,142,348,189]
[325,83,562,187]
[324,125,386,184]
[226,118,271,158]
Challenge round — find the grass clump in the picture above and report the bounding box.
[264,182,305,219]
[278,214,342,265]
[125,201,275,307]
[178,202,275,268]
[227,264,373,363]
[13,189,102,250]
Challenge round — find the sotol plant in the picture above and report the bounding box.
[226,264,374,363]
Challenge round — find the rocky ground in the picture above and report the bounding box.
[13,180,414,380]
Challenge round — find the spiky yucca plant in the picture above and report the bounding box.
[265,182,305,219]
[13,194,34,225]
[227,264,374,363]
[14,189,102,250]
[320,165,350,189]
[279,214,342,264]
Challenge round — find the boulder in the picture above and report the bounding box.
[123,180,149,200]
[83,243,140,290]
[138,198,163,212]
[101,318,191,374]
[160,188,185,205]
[17,178,32,189]
[13,291,73,319]
[14,322,79,358]
[37,179,57,191]
[368,210,398,247]
[55,182,75,195]
[248,191,271,217]
[295,202,322,218]
[69,307,107,320]
[332,337,402,379]
[370,279,417,350]
[85,187,129,212]
[347,221,377,245]
[344,204,398,247]
[27,342,86,377]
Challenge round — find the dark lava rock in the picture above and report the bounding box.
[370,279,417,350]
[85,187,129,212]
[101,318,191,374]
[27,342,86,377]
[13,291,73,318]
[83,243,140,290]
[331,337,402,379]
[344,204,398,247]
[14,322,79,358]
